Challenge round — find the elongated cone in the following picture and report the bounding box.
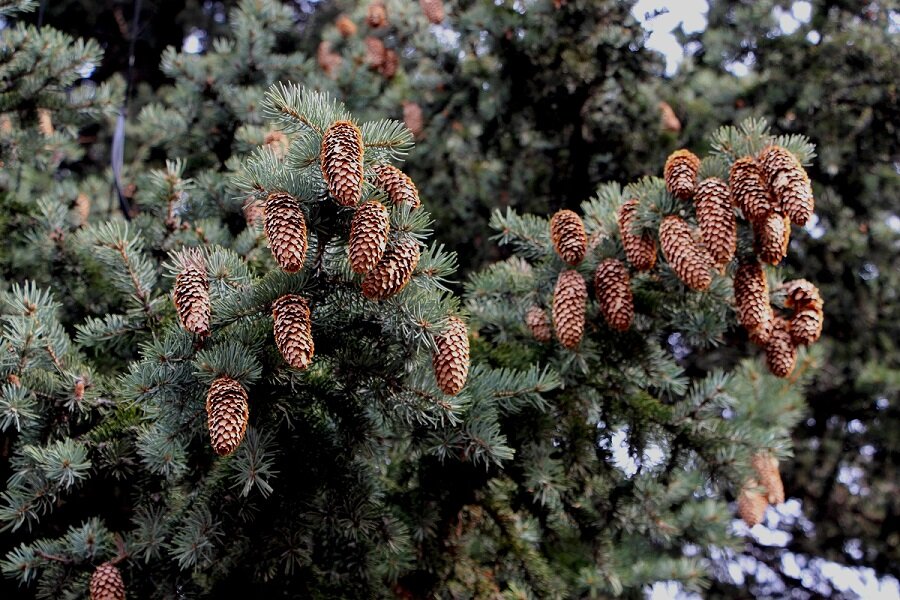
[349,200,390,273]
[754,212,790,265]
[664,149,700,200]
[316,41,342,78]
[366,0,387,28]
[618,199,656,271]
[783,279,823,312]
[659,216,713,290]
[734,260,773,344]
[694,177,736,266]
[419,0,445,23]
[362,238,420,300]
[738,480,769,527]
[403,101,424,138]
[364,36,386,69]
[752,453,785,505]
[336,14,356,37]
[594,259,633,331]
[321,121,364,206]
[525,306,552,342]
[550,209,587,265]
[765,318,797,378]
[272,295,315,370]
[432,316,469,395]
[552,270,587,349]
[206,376,249,456]
[371,164,420,208]
[90,562,125,600]
[758,145,814,226]
[264,192,308,273]
[173,251,210,336]
[790,308,823,346]
[729,157,773,224]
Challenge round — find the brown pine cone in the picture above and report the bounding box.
[734,260,773,343]
[90,562,125,600]
[552,270,587,349]
[403,101,424,139]
[738,480,769,527]
[432,316,469,395]
[758,145,814,226]
[242,197,264,227]
[754,212,790,265]
[379,49,399,78]
[659,216,713,290]
[694,177,736,266]
[594,258,633,331]
[206,376,249,456]
[419,0,445,23]
[316,41,342,78]
[272,295,315,370]
[37,108,54,136]
[349,200,390,273]
[765,318,797,378]
[550,209,587,265]
[371,164,420,209]
[525,306,552,342]
[658,100,681,133]
[366,1,387,28]
[752,453,785,505]
[664,149,700,200]
[336,14,357,37]
[264,191,308,273]
[321,120,364,207]
[173,251,210,337]
[364,36,387,69]
[74,192,90,227]
[790,308,823,346]
[729,157,773,224]
[617,199,656,271]
[783,279,823,312]
[362,238,420,300]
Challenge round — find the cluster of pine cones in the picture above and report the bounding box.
[738,452,786,528]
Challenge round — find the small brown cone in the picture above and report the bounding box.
[663,149,700,200]
[362,239,420,300]
[790,308,823,346]
[734,260,773,343]
[549,209,587,266]
[316,41,342,78]
[74,192,91,227]
[206,376,249,456]
[759,145,814,226]
[729,157,773,224]
[173,251,211,337]
[617,199,656,271]
[272,295,315,370]
[321,120,364,207]
[37,108,54,136]
[371,164,420,209]
[525,306,552,342]
[594,259,633,331]
[264,192,308,273]
[751,453,785,505]
[364,36,387,69]
[366,1,387,28]
[783,279,823,312]
[552,270,587,349]
[90,562,125,600]
[737,481,769,527]
[349,200,390,273]
[765,318,797,378]
[694,177,736,266]
[432,316,469,395]
[403,101,424,138]
[379,49,399,78]
[659,216,713,291]
[658,101,681,133]
[754,212,790,265]
[243,197,264,227]
[336,14,357,37]
[419,0,445,23]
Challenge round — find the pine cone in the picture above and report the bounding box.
[336,14,357,37]
[552,270,587,349]
[371,164,420,209]
[783,279,823,312]
[264,192,308,273]
[366,1,387,28]
[663,149,700,200]
[549,209,587,265]
[272,295,315,370]
[738,481,769,527]
[379,49,399,78]
[729,157,773,224]
[759,145,814,225]
[525,306,552,342]
[790,308,823,346]
[321,120,364,207]
[754,212,790,265]
[751,453,785,505]
[90,562,125,600]
[364,36,386,69]
[243,197,264,227]
[594,259,633,331]
[316,41,342,78]
[75,192,91,227]
[659,216,713,290]
[37,108,54,137]
[349,200,390,273]
[419,0,445,24]
[362,238,420,300]
[402,101,424,138]
[694,177,736,266]
[206,376,249,456]
[658,100,681,133]
[734,260,773,342]
[432,316,469,395]
[173,252,210,337]
[765,318,797,378]
[617,199,656,271]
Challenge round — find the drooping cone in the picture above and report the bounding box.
[349,200,390,273]
[316,41,342,78]
[751,453,785,505]
[366,0,387,28]
[90,562,125,600]
[272,295,315,370]
[754,212,790,265]
[336,14,357,37]
[362,238,420,300]
[173,251,210,337]
[525,306,552,342]
[659,216,713,290]
[790,308,824,346]
[321,120,364,207]
[549,209,587,265]
[734,260,773,343]
[783,279,823,312]
[617,199,656,271]
[74,192,91,227]
[419,0,445,23]
[243,197,264,227]
[206,376,249,456]
[264,192,308,273]
[37,108,54,137]
[371,164,420,209]
[552,270,587,349]
[737,481,769,527]
[403,101,424,138]
[694,177,736,266]
[432,316,469,395]
[663,149,700,200]
[365,36,387,69]
[658,100,681,133]
[758,145,814,226]
[379,49,399,78]
[729,157,772,224]
[765,318,797,378]
[594,259,634,331]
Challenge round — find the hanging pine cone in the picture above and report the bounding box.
[321,120,364,207]
[549,209,587,265]
[525,306,552,342]
[364,36,387,69]
[594,259,634,331]
[316,41,342,78]
[272,295,315,370]
[783,279,823,312]
[336,14,357,37]
[758,145,814,226]
[751,453,785,505]
[754,212,790,265]
[659,216,713,290]
[729,157,773,224]
[734,260,773,343]
[419,0,445,23]
[264,191,308,273]
[694,177,736,266]
[37,108,54,137]
[242,197,264,227]
[362,238,420,300]
[206,376,249,456]
[432,316,469,395]
[379,49,399,78]
[371,164,420,209]
[765,318,797,378]
[349,200,390,273]
[173,251,210,337]
[617,199,656,271]
[90,562,125,600]
[366,0,387,28]
[737,481,769,527]
[402,101,424,139]
[663,149,700,200]
[74,192,90,227]
[790,308,824,346]
[552,270,587,349]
